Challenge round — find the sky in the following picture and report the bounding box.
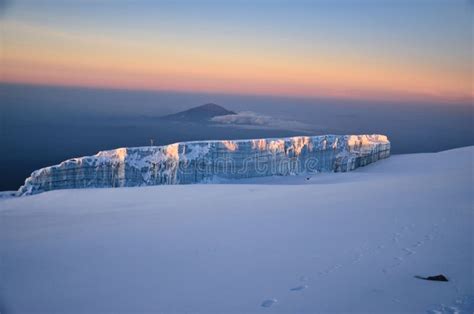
[0,0,472,104]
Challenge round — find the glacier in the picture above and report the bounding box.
[18,134,390,196]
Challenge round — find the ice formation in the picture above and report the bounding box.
[18,134,390,196]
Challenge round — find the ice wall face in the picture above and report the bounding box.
[18,135,390,196]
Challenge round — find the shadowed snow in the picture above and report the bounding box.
[0,147,472,313]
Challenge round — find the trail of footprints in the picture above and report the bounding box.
[260,221,445,309]
[427,295,474,314]
[260,276,309,308]
[383,222,442,273]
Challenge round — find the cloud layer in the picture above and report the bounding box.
[211,111,314,132]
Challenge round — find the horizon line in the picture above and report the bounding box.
[0,79,472,108]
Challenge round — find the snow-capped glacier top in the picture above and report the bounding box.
[18,134,390,196]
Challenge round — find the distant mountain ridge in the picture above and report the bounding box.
[161,103,236,122]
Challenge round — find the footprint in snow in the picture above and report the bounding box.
[392,234,401,243]
[392,256,403,267]
[261,299,277,308]
[299,275,309,282]
[412,241,423,248]
[290,285,308,292]
[424,234,434,241]
[352,252,363,263]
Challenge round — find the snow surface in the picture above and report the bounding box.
[1,147,472,313]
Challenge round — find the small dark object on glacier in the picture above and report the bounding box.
[414,274,448,282]
[306,177,310,180]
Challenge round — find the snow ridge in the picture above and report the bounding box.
[18,134,390,196]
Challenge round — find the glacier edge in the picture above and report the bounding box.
[18,134,390,196]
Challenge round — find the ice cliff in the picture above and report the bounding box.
[18,134,390,196]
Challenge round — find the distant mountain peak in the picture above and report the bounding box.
[198,103,225,109]
[161,103,236,122]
